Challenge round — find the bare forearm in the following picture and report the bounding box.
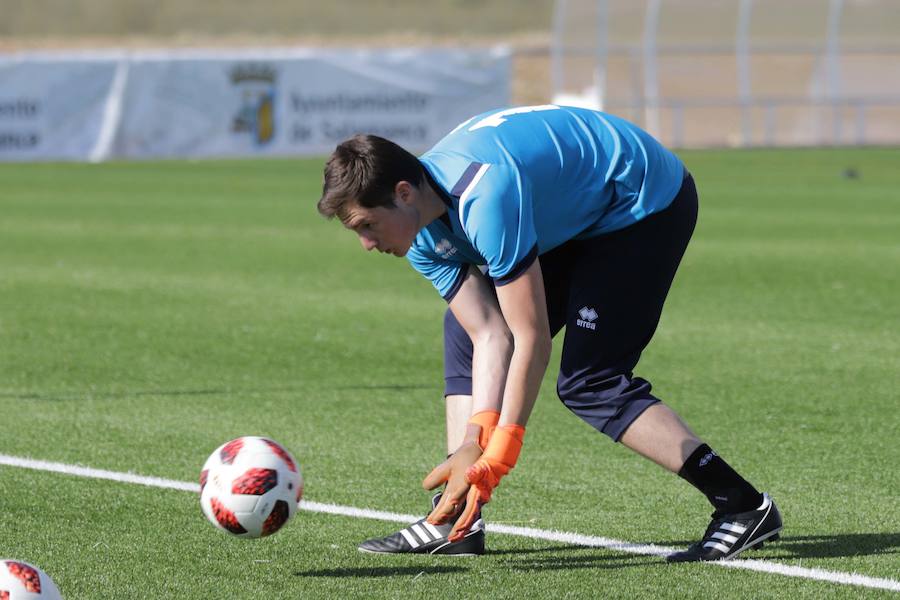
[470,331,513,417]
[499,333,551,426]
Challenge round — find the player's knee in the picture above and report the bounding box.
[556,371,658,440]
[556,368,645,402]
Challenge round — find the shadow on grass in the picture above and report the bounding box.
[335,384,437,391]
[659,533,900,559]
[502,552,664,572]
[2,384,436,401]
[296,548,661,578]
[763,533,900,559]
[490,543,667,571]
[0,386,304,402]
[487,543,588,556]
[294,566,467,578]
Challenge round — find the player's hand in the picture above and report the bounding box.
[422,441,483,524]
[422,410,502,526]
[447,424,525,542]
[421,409,500,524]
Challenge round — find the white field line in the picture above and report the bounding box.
[1,454,898,593]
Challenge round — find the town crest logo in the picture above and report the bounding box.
[230,64,277,145]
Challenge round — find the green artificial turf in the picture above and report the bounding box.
[1,149,898,598]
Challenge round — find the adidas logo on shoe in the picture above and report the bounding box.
[357,493,485,556]
[667,492,783,562]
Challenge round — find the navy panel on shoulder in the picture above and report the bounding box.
[450,162,484,197]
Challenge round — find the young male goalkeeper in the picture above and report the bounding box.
[317,105,782,561]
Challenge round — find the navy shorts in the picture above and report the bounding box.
[443,173,699,441]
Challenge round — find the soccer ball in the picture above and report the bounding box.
[0,560,63,599]
[200,436,303,538]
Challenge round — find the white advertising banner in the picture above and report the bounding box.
[0,48,510,161]
[0,55,120,161]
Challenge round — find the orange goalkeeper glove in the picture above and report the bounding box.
[447,423,525,542]
[423,410,499,525]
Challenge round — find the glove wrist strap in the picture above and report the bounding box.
[482,424,525,472]
[464,410,501,450]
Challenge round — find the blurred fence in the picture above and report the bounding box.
[552,0,900,147]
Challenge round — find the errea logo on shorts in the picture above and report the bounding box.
[576,307,598,330]
[435,238,457,259]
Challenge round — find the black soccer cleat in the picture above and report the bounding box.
[667,492,783,562]
[358,493,485,556]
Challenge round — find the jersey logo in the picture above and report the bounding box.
[576,306,598,330]
[435,238,458,259]
[468,105,560,131]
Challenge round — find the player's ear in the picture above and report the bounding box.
[395,181,414,205]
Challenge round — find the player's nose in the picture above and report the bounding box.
[359,235,378,252]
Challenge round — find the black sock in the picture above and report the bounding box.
[678,444,763,514]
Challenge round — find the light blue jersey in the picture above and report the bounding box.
[406,105,685,300]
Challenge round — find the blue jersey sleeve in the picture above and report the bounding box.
[406,243,467,301]
[457,164,538,285]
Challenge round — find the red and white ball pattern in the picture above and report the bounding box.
[200,436,303,538]
[0,560,63,600]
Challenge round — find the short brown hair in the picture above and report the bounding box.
[318,134,424,220]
